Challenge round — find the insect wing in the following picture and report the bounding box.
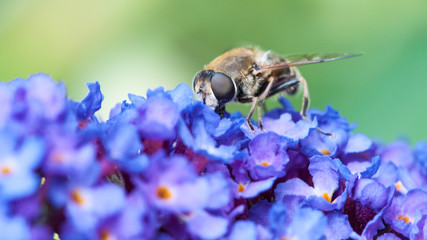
[258,53,361,72]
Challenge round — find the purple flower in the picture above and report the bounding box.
[112,87,181,143]
[381,140,414,168]
[246,132,290,180]
[324,211,360,240]
[0,132,44,201]
[229,221,257,240]
[62,184,126,233]
[19,73,67,121]
[166,83,194,111]
[103,123,148,174]
[0,83,13,128]
[344,176,395,237]
[242,112,317,141]
[70,190,155,240]
[43,130,99,181]
[2,77,427,238]
[234,176,276,199]
[344,133,373,154]
[178,102,238,163]
[182,210,229,239]
[335,154,381,179]
[269,203,328,240]
[415,141,427,177]
[340,133,377,166]
[0,211,30,240]
[383,189,427,239]
[228,157,276,200]
[68,82,103,123]
[137,153,216,213]
[136,90,180,140]
[373,161,416,195]
[301,105,353,156]
[275,155,345,211]
[7,74,67,134]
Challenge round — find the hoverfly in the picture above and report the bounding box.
[192,47,360,131]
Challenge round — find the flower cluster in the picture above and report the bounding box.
[1,73,427,239]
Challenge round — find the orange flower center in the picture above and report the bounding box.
[1,165,12,175]
[322,193,331,202]
[397,215,410,223]
[260,161,270,167]
[157,186,172,200]
[71,190,86,205]
[319,149,330,155]
[100,230,112,240]
[237,184,246,193]
[395,181,404,191]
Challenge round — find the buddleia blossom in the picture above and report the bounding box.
[2,74,427,239]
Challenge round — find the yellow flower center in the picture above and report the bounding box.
[319,149,330,155]
[397,215,411,223]
[71,190,86,205]
[156,186,172,200]
[322,193,331,202]
[237,184,246,193]
[260,161,270,167]
[395,181,404,191]
[1,165,12,175]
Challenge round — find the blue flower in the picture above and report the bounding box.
[301,105,353,157]
[0,74,70,141]
[63,184,126,233]
[0,211,30,240]
[275,155,346,211]
[3,77,427,238]
[269,203,328,240]
[182,210,229,239]
[344,176,395,237]
[14,73,67,121]
[178,102,239,163]
[42,129,101,188]
[324,211,359,240]
[0,83,13,129]
[103,123,148,174]
[381,140,414,168]
[68,82,103,123]
[137,153,218,213]
[246,132,290,180]
[229,221,257,240]
[136,90,180,140]
[242,112,317,141]
[382,189,427,239]
[166,83,194,111]
[414,141,427,181]
[0,131,44,202]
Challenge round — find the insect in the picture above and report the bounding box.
[192,47,360,131]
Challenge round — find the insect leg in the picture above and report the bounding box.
[256,76,276,131]
[295,70,333,136]
[246,97,258,132]
[257,77,276,109]
[295,70,310,120]
[257,104,264,131]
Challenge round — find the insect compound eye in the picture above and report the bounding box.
[210,72,236,103]
[192,71,203,92]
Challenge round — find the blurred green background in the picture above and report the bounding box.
[0,0,426,143]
